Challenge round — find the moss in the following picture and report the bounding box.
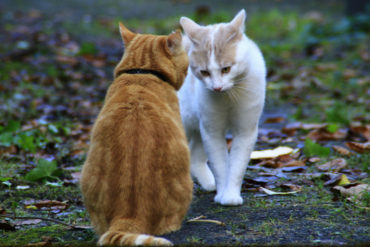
[0,225,96,246]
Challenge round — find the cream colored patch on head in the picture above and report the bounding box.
[213,25,241,66]
[181,9,247,91]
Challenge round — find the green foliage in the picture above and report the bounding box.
[0,120,21,147]
[79,42,98,55]
[325,103,351,125]
[0,120,66,153]
[326,123,339,133]
[303,138,330,157]
[361,191,370,207]
[24,159,61,182]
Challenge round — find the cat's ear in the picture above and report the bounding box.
[166,30,183,55]
[119,22,136,46]
[180,17,202,45]
[229,9,247,33]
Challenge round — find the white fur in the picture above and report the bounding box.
[134,234,151,245]
[179,10,266,205]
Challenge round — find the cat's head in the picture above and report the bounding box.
[114,22,189,90]
[180,10,247,92]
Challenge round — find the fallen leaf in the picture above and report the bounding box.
[303,138,330,157]
[307,128,347,141]
[345,141,370,153]
[277,155,305,167]
[282,122,328,136]
[281,166,307,172]
[316,158,347,172]
[324,174,351,187]
[259,187,298,196]
[307,157,321,163]
[24,200,69,213]
[258,154,305,168]
[349,124,370,141]
[337,174,351,186]
[332,183,370,201]
[280,183,303,192]
[264,116,285,123]
[251,146,293,159]
[332,145,352,156]
[301,123,328,130]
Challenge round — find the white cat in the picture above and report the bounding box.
[178,9,266,206]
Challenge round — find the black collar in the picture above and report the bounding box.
[116,69,171,85]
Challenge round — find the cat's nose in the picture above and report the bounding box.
[213,87,222,92]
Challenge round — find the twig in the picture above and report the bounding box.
[187,215,226,226]
[0,214,92,230]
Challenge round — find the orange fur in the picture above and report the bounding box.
[80,22,192,246]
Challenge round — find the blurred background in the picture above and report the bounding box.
[0,0,369,245]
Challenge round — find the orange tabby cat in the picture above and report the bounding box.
[80,22,192,246]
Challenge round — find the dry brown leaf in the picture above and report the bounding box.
[301,123,328,130]
[277,157,305,168]
[345,141,370,153]
[307,157,321,163]
[332,183,370,200]
[264,116,285,123]
[349,124,370,141]
[258,154,305,169]
[24,200,69,213]
[280,183,303,192]
[307,128,347,141]
[316,158,347,172]
[332,145,352,156]
[282,122,328,136]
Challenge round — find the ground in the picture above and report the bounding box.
[0,0,369,246]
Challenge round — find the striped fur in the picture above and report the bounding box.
[80,22,192,246]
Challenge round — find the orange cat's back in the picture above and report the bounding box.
[80,22,192,246]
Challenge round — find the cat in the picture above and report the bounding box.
[80,22,192,246]
[178,9,266,206]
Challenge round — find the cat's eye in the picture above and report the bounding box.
[221,66,231,74]
[200,70,210,77]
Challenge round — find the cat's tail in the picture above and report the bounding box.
[98,230,173,246]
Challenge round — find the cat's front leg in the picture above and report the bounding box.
[221,126,258,206]
[199,123,228,203]
[189,132,216,191]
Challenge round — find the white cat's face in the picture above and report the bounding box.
[180,10,247,92]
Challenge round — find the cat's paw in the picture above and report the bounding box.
[196,166,216,191]
[150,237,173,246]
[214,193,243,206]
[199,179,216,191]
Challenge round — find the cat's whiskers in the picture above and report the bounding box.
[226,89,239,104]
[233,84,258,95]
